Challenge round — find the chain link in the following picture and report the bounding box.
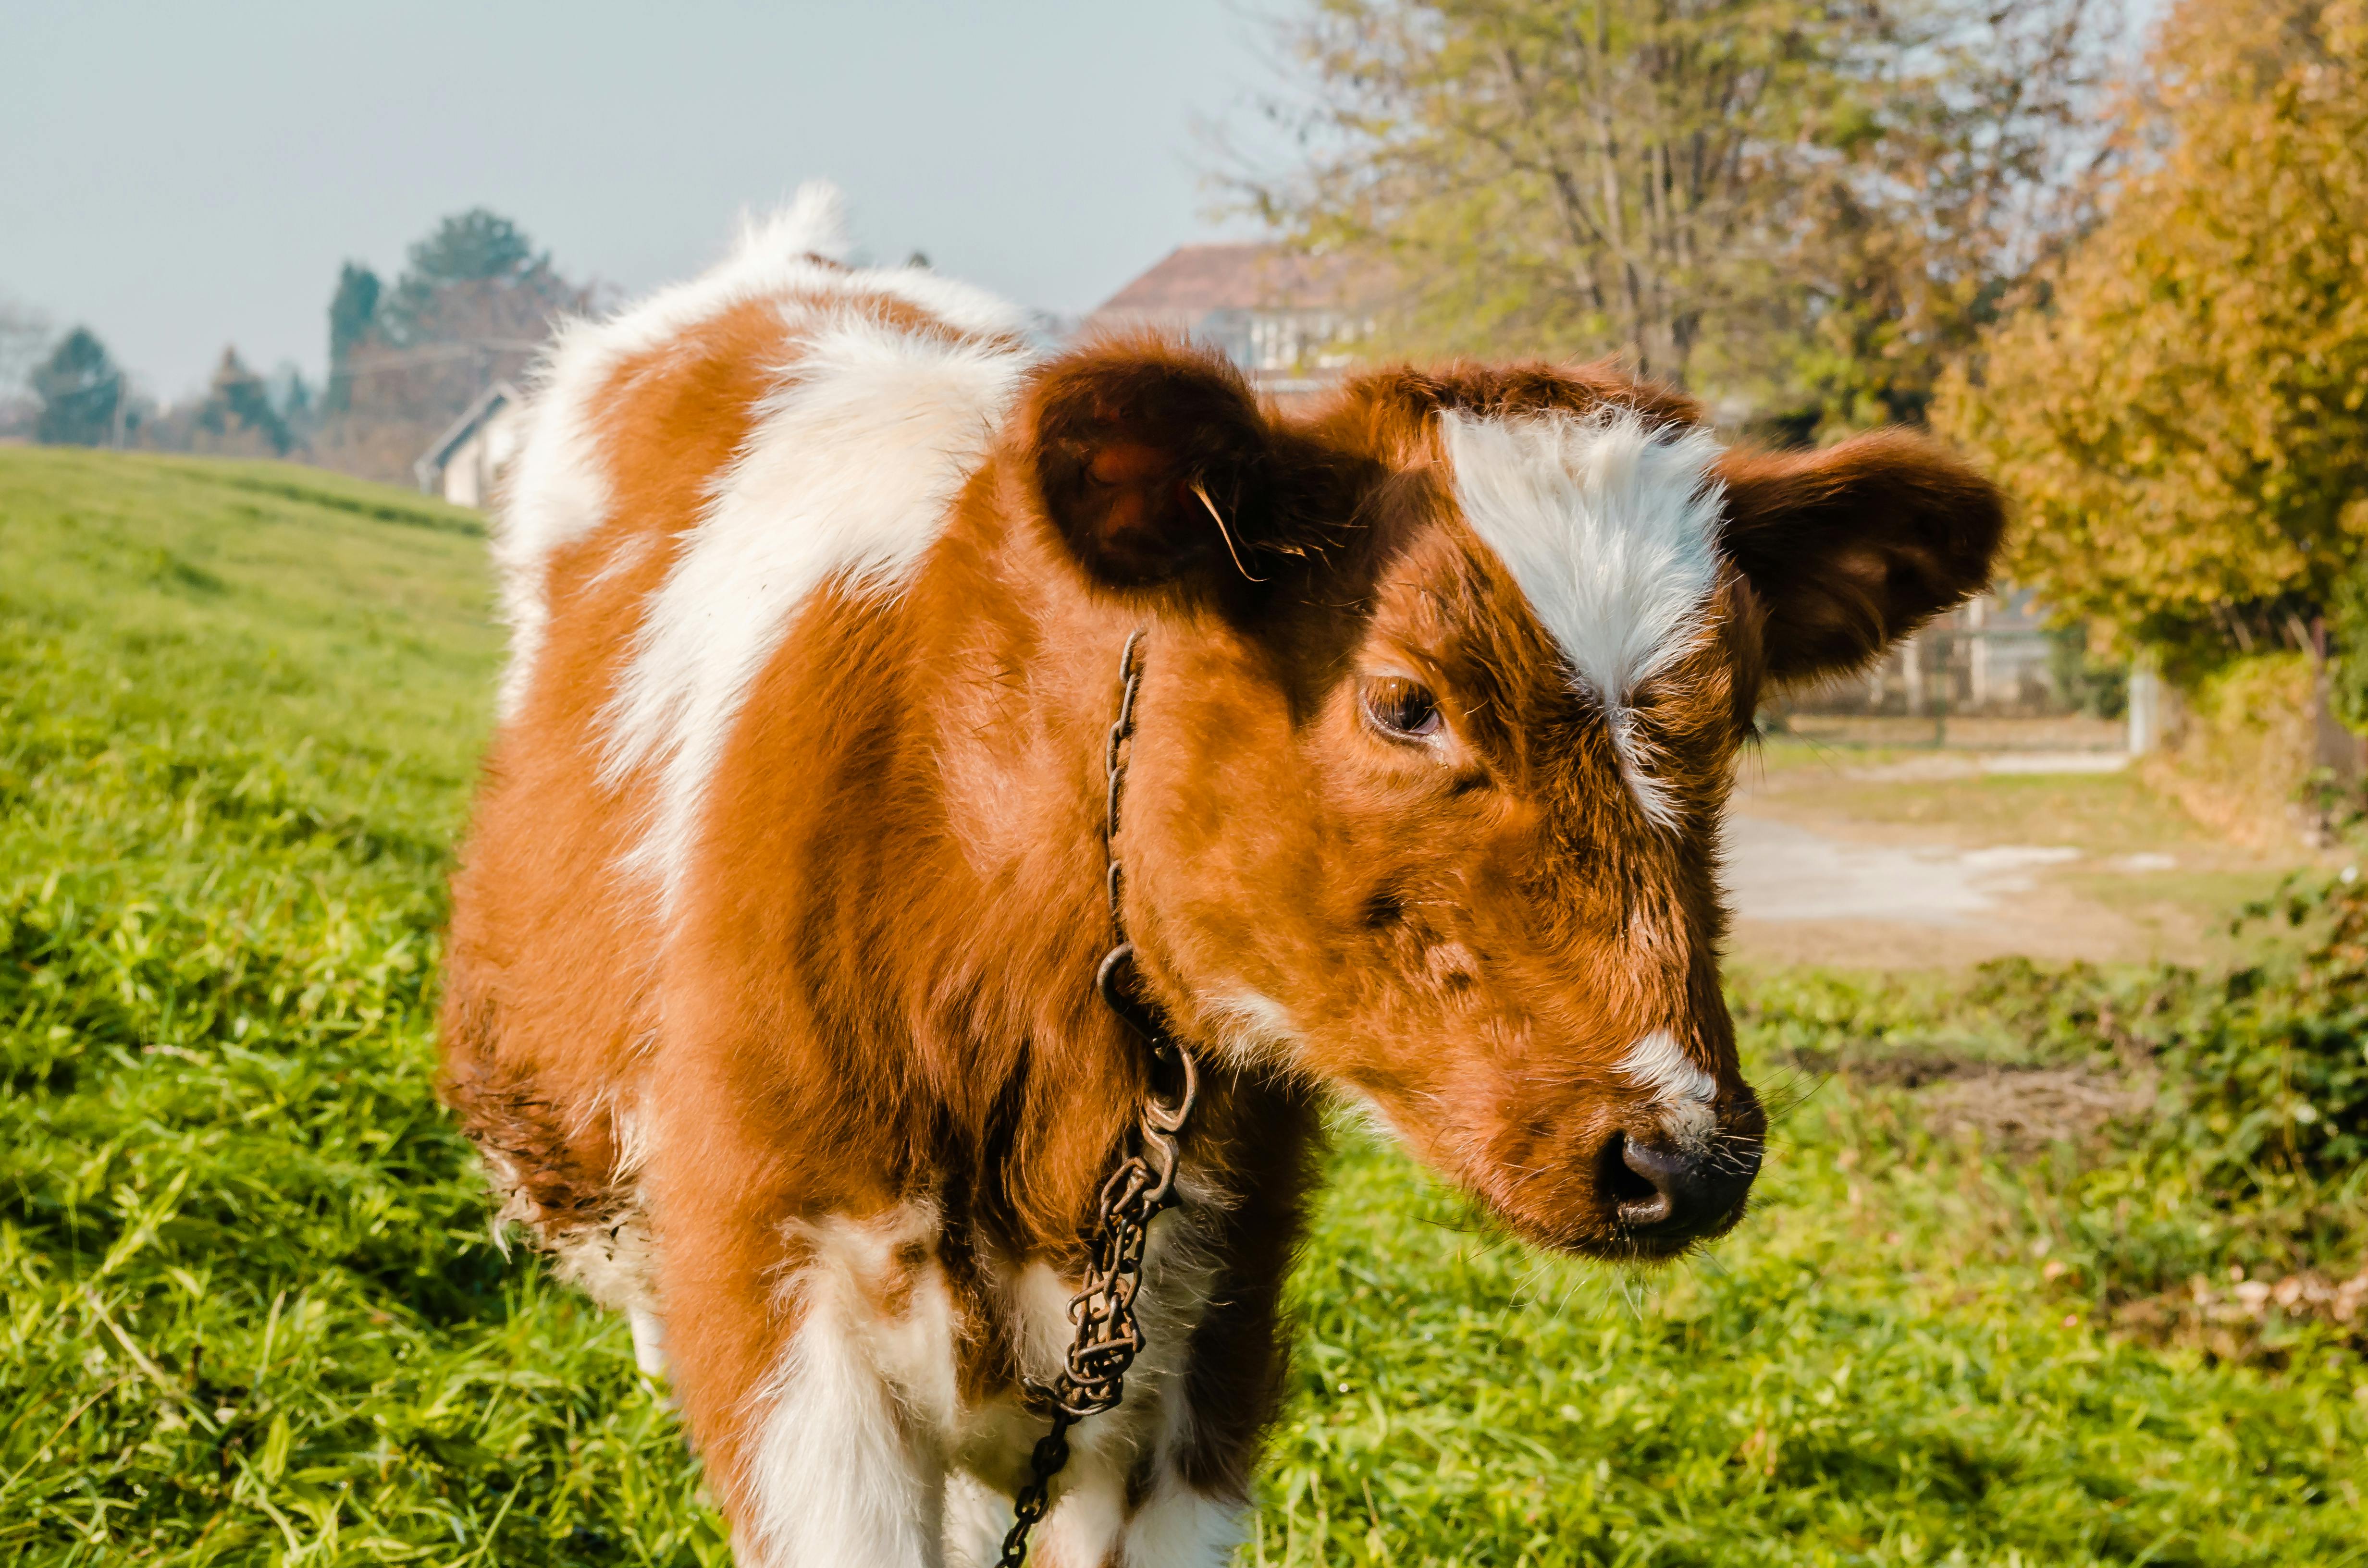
[995,630,1198,1568]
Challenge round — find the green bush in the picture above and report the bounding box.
[1737,881,2368,1311]
[2162,880,2368,1187]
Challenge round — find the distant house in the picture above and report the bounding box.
[1081,244,1375,394]
[415,381,524,507]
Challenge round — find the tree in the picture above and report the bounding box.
[1773,0,2115,430]
[32,327,125,447]
[376,208,561,347]
[1241,0,2109,430]
[194,348,294,456]
[324,262,382,415]
[319,209,585,485]
[1933,0,2368,657]
[268,363,318,449]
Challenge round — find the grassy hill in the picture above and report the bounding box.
[0,448,2361,1565]
[0,450,719,1564]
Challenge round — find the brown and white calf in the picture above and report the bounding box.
[438,183,2004,1567]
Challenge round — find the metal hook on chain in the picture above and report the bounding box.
[994,628,1200,1568]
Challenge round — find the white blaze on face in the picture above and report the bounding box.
[1439,407,1726,828]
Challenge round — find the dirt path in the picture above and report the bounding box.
[1721,747,2301,969]
[1724,809,2134,967]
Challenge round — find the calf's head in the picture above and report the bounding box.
[1024,346,2005,1260]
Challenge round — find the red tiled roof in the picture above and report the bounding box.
[1091,244,1360,315]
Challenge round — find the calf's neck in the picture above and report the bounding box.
[439,184,2004,1568]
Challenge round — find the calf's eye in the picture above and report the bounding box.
[1361,676,1444,742]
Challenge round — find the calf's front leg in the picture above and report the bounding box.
[645,1095,950,1567]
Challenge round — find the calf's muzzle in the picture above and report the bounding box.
[1606,1128,1762,1245]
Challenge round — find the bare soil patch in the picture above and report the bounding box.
[1918,1068,2154,1153]
[1774,1042,2151,1154]
[2115,1265,2368,1361]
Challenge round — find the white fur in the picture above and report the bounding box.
[1618,1029,1718,1104]
[1116,1328,1249,1567]
[1619,1029,1719,1148]
[1202,988,1300,1074]
[968,1207,1227,1566]
[940,1473,1011,1568]
[1439,408,1726,828]
[746,1205,958,1568]
[733,1199,1235,1567]
[746,1309,937,1568]
[1336,1085,1410,1149]
[1028,1462,1131,1568]
[480,1142,659,1325]
[1124,1482,1250,1566]
[628,1306,669,1378]
[491,179,1029,721]
[493,181,852,720]
[1002,1258,1138,1566]
[598,308,1028,912]
[611,1105,656,1178]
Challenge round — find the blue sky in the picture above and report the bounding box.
[3,1,1291,399]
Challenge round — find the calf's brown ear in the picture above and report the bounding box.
[1023,339,1297,589]
[1716,430,2007,685]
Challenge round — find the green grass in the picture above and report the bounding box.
[1260,1116,2363,1566]
[2,448,2363,1566]
[0,450,721,1564]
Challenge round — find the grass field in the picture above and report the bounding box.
[2,447,2363,1565]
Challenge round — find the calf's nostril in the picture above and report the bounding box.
[1616,1134,1761,1237]
[1616,1135,1687,1227]
[1603,1131,1673,1225]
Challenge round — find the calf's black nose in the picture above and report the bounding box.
[1613,1133,1759,1239]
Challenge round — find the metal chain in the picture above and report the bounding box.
[995,629,1200,1568]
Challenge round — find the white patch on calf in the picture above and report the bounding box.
[1439,408,1725,828]
[1618,1029,1720,1148]
[490,178,1028,722]
[735,1193,1230,1566]
[747,1203,959,1568]
[1123,1480,1250,1566]
[1337,1085,1410,1149]
[1618,1029,1717,1105]
[746,1309,937,1568]
[599,310,1028,913]
[979,1201,1224,1565]
[493,180,855,721]
[627,1307,669,1379]
[1201,988,1300,1073]
[1116,1328,1249,1567]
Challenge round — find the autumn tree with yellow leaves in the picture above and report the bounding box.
[1935,0,2368,662]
